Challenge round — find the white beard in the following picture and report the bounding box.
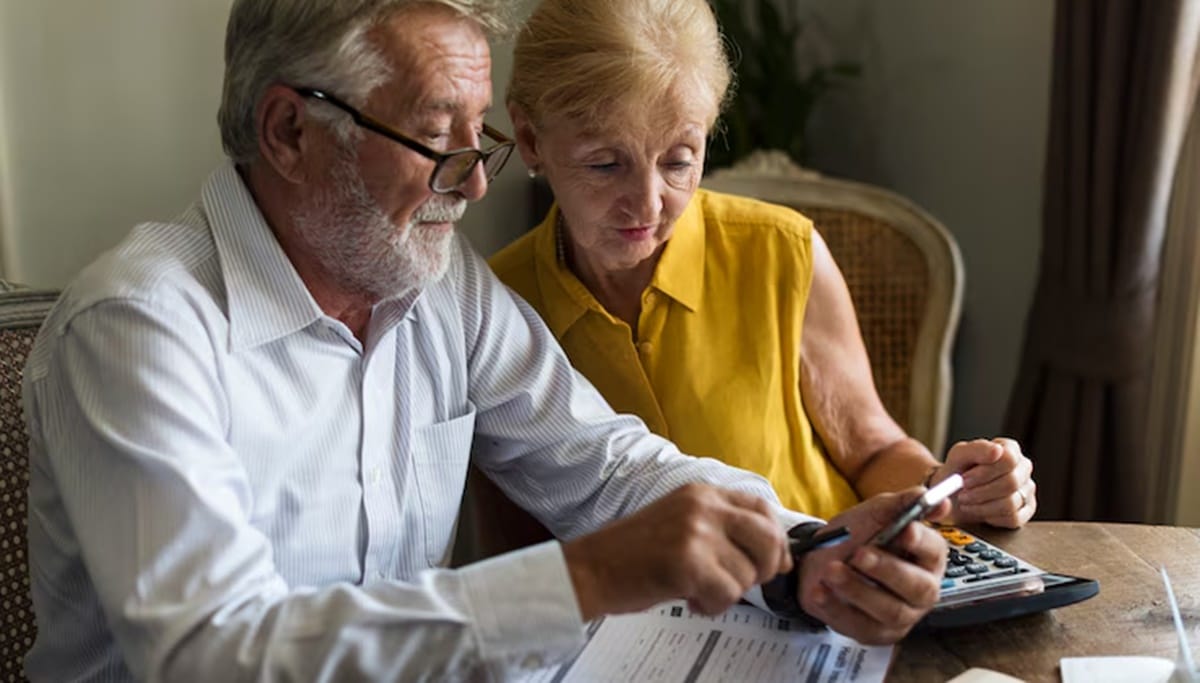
[291,154,466,300]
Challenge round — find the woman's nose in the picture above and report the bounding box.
[621,168,663,223]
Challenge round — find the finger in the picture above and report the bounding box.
[1014,497,1037,526]
[714,536,761,594]
[1017,485,1037,524]
[819,562,927,641]
[923,499,953,525]
[867,487,924,523]
[778,538,794,575]
[944,439,1004,470]
[960,437,1025,482]
[987,481,1037,528]
[960,452,1021,489]
[958,457,1033,507]
[958,457,1031,505]
[881,522,949,573]
[801,567,897,644]
[956,496,1018,525]
[991,437,1024,457]
[723,506,790,583]
[836,553,938,623]
[687,562,749,616]
[800,553,920,644]
[958,480,1037,528]
[826,488,935,557]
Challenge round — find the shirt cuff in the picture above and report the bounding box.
[773,505,822,533]
[458,540,585,672]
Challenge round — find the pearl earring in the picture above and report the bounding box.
[527,169,538,179]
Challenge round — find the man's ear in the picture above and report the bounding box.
[507,103,542,174]
[256,85,316,184]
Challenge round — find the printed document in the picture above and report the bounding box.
[523,600,892,683]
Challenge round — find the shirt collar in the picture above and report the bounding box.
[648,195,705,312]
[531,194,707,337]
[202,161,326,351]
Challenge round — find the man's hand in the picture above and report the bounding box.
[933,437,1035,528]
[797,489,949,644]
[561,483,791,621]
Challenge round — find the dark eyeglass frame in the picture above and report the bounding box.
[293,86,515,194]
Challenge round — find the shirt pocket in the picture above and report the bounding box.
[412,405,476,566]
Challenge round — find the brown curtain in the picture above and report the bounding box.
[1005,0,1200,522]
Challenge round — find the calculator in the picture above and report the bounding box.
[919,524,1099,629]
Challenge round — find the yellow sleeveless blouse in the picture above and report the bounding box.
[489,189,860,518]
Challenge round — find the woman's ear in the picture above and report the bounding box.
[507,103,542,173]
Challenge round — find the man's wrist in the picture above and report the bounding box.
[561,540,603,622]
[761,522,825,627]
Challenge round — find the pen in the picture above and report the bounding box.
[789,525,851,556]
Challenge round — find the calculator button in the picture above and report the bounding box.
[963,542,986,553]
[993,557,1018,568]
[963,567,1023,583]
[941,579,956,590]
[945,566,968,578]
[977,549,1001,561]
[965,563,989,574]
[952,533,976,544]
[950,553,973,566]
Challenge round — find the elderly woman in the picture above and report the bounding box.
[489,0,1036,526]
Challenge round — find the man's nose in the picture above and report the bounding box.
[454,158,489,201]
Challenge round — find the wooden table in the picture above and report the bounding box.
[888,522,1200,682]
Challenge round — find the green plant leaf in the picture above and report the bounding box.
[706,0,860,171]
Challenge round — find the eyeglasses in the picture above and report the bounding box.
[294,87,515,194]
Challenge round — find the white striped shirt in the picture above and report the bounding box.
[23,162,810,682]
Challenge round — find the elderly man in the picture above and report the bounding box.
[23,0,949,680]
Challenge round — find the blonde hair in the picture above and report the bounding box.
[507,0,731,130]
[219,0,510,163]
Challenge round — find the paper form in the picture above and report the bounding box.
[522,600,893,683]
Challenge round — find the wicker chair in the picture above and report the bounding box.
[702,151,964,454]
[0,285,57,682]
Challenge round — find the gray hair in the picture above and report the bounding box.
[218,0,509,164]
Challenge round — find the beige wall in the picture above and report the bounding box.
[799,0,1055,445]
[0,0,532,288]
[0,1,234,286]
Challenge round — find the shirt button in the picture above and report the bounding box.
[637,341,653,355]
[521,654,544,670]
[367,467,382,485]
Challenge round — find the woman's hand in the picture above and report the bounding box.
[933,438,1035,528]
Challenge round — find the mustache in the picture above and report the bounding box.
[413,198,467,224]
